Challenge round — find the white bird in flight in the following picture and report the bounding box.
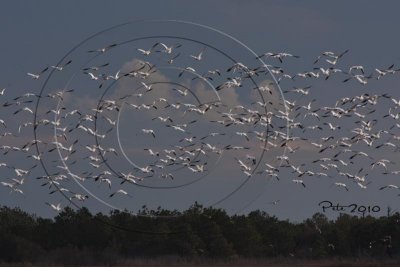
[46,202,62,212]
[27,67,48,79]
[190,47,206,61]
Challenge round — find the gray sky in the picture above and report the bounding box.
[1,1,400,222]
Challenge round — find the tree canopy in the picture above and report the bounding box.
[0,204,398,265]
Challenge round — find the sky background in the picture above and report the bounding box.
[1,0,400,222]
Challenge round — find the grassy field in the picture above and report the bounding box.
[0,258,398,267]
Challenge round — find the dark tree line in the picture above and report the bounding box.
[0,204,399,265]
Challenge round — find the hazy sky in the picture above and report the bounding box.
[1,1,400,222]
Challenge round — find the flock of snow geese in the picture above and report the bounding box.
[1,39,400,213]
